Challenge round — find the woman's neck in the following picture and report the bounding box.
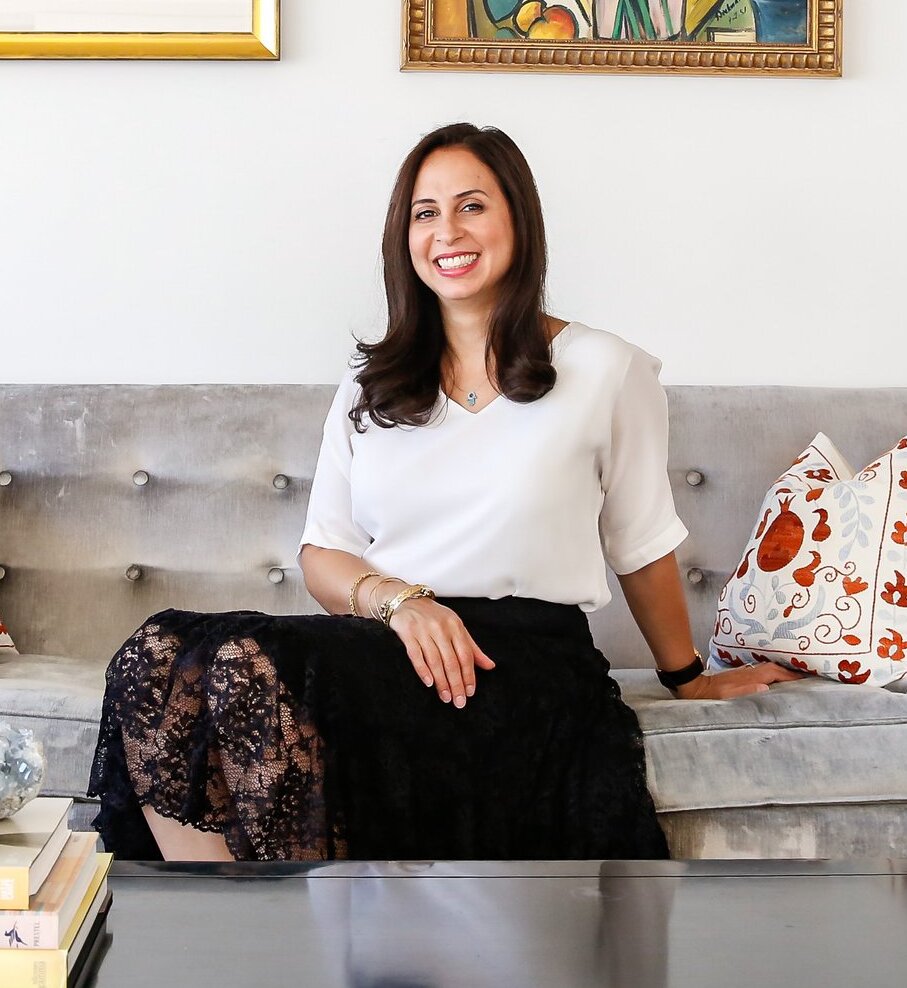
[440,304,492,364]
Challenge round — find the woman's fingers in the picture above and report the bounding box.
[450,634,477,698]
[760,664,804,682]
[390,600,495,706]
[678,663,807,700]
[403,640,435,690]
[420,638,455,703]
[473,645,496,671]
[435,638,469,707]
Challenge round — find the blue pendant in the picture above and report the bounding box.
[467,391,478,407]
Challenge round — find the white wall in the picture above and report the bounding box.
[1,3,903,386]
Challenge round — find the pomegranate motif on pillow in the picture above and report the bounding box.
[710,433,907,688]
[756,496,804,572]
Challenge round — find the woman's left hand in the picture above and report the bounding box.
[674,663,806,700]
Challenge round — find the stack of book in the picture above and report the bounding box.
[0,797,112,988]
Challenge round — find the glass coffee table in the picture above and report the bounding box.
[86,859,907,987]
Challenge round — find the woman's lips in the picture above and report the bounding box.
[433,254,480,278]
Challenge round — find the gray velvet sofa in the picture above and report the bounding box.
[1,384,905,858]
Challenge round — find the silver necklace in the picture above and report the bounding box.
[445,363,482,407]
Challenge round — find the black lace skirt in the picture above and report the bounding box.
[88,596,668,861]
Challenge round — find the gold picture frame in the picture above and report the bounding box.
[0,0,278,59]
[403,0,841,76]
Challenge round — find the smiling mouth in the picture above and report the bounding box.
[434,252,479,271]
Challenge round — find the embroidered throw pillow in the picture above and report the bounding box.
[709,433,907,689]
[0,615,17,655]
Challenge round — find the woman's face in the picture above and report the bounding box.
[408,146,515,316]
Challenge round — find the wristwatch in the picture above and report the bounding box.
[656,650,705,693]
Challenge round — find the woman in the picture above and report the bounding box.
[89,123,797,862]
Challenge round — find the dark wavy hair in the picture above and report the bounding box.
[349,123,555,431]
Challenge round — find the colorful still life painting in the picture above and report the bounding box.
[434,0,809,44]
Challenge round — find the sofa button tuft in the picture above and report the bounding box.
[686,470,704,487]
[132,471,150,487]
[686,567,705,585]
[273,474,290,490]
[125,564,143,582]
[268,567,285,584]
[0,471,11,487]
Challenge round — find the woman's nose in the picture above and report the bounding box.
[434,213,463,244]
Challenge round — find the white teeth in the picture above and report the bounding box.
[436,253,478,270]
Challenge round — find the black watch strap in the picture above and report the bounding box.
[656,651,705,692]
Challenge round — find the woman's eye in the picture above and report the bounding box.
[462,201,483,212]
[413,209,436,221]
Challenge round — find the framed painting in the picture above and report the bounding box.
[0,0,278,59]
[403,0,842,76]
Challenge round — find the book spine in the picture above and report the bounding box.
[0,949,67,988]
[0,915,62,949]
[0,869,30,910]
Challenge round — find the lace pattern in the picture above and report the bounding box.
[89,599,668,861]
[90,611,344,860]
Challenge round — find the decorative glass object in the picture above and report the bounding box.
[0,723,44,819]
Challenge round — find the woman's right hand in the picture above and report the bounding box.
[388,597,495,708]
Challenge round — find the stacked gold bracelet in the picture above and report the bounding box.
[367,577,405,621]
[348,573,436,625]
[378,584,436,627]
[348,571,380,617]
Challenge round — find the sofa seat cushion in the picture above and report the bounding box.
[0,654,104,811]
[6,657,907,846]
[613,669,907,813]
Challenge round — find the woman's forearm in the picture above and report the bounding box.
[299,545,395,616]
[616,551,698,672]
[618,550,806,699]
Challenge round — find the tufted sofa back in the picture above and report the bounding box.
[1,385,905,669]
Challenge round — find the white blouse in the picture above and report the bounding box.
[298,322,687,612]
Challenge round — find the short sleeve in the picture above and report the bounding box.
[598,347,688,575]
[298,369,372,559]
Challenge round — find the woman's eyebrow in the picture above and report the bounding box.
[411,189,488,207]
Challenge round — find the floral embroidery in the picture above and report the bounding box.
[882,571,907,608]
[716,647,745,668]
[793,551,822,587]
[878,630,906,661]
[837,660,872,685]
[712,434,907,687]
[811,509,831,542]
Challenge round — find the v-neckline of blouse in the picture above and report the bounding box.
[440,322,577,417]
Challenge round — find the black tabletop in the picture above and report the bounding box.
[82,859,907,988]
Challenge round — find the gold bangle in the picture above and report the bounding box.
[367,577,405,621]
[348,571,380,617]
[378,584,436,627]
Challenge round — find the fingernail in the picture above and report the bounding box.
[423,676,433,687]
[454,695,466,709]
[441,690,452,703]
[466,685,476,697]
